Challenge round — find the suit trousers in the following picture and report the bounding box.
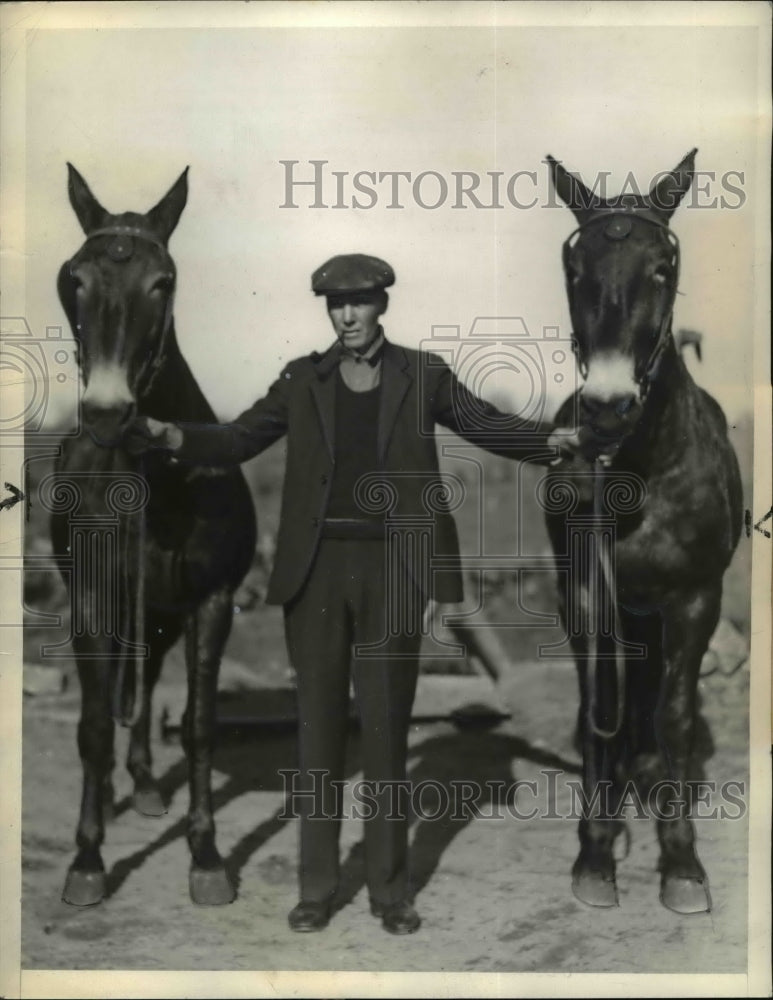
[283,537,425,907]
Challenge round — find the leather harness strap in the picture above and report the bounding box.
[82,225,173,399]
[85,224,169,253]
[586,460,626,743]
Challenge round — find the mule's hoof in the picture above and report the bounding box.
[189,866,235,906]
[572,868,618,908]
[133,784,166,817]
[613,824,631,862]
[660,876,711,914]
[62,869,106,907]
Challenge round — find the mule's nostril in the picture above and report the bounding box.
[580,394,603,417]
[615,394,637,417]
[580,391,639,432]
[118,400,136,427]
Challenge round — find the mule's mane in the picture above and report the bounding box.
[138,322,219,425]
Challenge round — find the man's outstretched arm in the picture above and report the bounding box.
[125,370,291,466]
[429,358,600,465]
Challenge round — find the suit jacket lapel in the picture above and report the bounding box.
[377,342,412,463]
[310,345,340,460]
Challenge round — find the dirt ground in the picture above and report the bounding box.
[21,648,750,974]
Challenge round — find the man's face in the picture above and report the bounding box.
[326,290,386,353]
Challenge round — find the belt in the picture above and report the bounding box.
[320,517,386,540]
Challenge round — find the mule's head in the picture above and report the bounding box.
[547,149,696,446]
[58,165,188,446]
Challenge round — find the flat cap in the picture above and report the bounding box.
[312,253,395,296]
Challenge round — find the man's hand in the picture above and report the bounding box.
[547,425,623,465]
[124,416,183,456]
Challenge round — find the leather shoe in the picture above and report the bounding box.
[288,900,331,932]
[370,900,421,935]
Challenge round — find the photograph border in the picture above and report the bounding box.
[1,3,770,997]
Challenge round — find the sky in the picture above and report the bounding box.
[8,3,768,426]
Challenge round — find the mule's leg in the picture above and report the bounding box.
[101,747,117,825]
[63,639,114,906]
[126,645,166,816]
[126,616,181,816]
[182,588,235,905]
[622,608,664,797]
[556,577,625,908]
[655,587,720,914]
[572,652,626,908]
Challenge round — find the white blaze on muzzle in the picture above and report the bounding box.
[82,361,134,409]
[582,352,639,402]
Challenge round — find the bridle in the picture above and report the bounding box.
[85,224,169,254]
[80,224,175,399]
[562,210,680,402]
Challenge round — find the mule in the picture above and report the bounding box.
[53,165,256,905]
[543,150,742,913]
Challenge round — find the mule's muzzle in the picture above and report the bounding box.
[580,390,642,438]
[83,399,137,448]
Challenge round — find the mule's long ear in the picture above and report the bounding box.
[146,167,189,243]
[67,163,108,234]
[546,155,601,221]
[648,148,697,219]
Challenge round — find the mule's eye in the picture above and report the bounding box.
[149,275,174,295]
[652,266,670,286]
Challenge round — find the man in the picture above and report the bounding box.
[133,253,585,934]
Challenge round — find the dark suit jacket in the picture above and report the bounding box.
[175,340,556,606]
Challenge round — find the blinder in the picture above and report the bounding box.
[562,211,680,399]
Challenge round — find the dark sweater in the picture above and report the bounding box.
[326,372,381,520]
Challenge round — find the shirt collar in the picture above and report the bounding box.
[339,326,385,367]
